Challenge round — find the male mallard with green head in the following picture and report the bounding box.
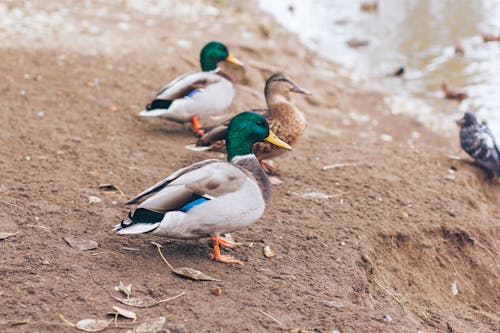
[139,41,243,136]
[197,73,310,173]
[115,112,291,264]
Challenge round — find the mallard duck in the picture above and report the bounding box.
[115,112,292,264]
[457,112,500,178]
[197,73,310,173]
[138,41,243,136]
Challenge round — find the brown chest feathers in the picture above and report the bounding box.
[253,101,306,161]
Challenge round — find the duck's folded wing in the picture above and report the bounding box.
[197,108,269,146]
[154,72,220,101]
[134,162,247,214]
[197,123,229,146]
[116,162,248,233]
[124,159,220,205]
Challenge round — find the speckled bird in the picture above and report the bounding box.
[457,112,500,178]
[197,73,310,173]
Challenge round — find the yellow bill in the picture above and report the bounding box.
[265,130,292,150]
[225,53,244,66]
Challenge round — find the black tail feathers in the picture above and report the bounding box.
[146,99,173,111]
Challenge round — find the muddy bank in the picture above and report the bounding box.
[0,1,498,332]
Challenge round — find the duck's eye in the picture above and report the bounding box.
[256,121,265,127]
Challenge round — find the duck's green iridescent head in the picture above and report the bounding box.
[200,41,243,71]
[226,111,291,161]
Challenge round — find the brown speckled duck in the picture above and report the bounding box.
[197,73,310,173]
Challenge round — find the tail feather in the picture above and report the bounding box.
[138,99,173,117]
[114,208,164,234]
[116,221,160,234]
[146,99,173,111]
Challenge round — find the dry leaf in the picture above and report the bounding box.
[112,305,137,320]
[64,237,98,251]
[134,317,166,333]
[114,281,132,299]
[152,241,221,282]
[99,184,124,196]
[173,267,221,281]
[75,319,111,332]
[99,184,118,191]
[0,232,16,240]
[113,296,158,308]
[263,245,276,258]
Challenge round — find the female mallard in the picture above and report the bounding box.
[139,41,243,136]
[197,73,310,173]
[115,112,291,264]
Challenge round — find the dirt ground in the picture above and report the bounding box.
[0,1,499,332]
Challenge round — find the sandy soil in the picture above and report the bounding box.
[0,1,499,332]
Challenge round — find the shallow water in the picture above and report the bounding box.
[258,0,500,139]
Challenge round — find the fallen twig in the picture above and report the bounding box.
[58,314,75,327]
[259,310,283,326]
[158,292,185,303]
[91,248,121,257]
[152,241,175,271]
[152,241,220,281]
[0,319,30,326]
[26,224,51,231]
[470,237,498,262]
[322,162,360,170]
[373,279,402,305]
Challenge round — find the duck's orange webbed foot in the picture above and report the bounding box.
[191,115,205,137]
[209,236,243,265]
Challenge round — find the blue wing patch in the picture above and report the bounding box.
[185,88,202,98]
[179,197,209,212]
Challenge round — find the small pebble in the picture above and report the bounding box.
[88,196,102,203]
[380,133,393,142]
[177,39,192,49]
[451,280,458,296]
[210,287,222,296]
[117,22,129,31]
